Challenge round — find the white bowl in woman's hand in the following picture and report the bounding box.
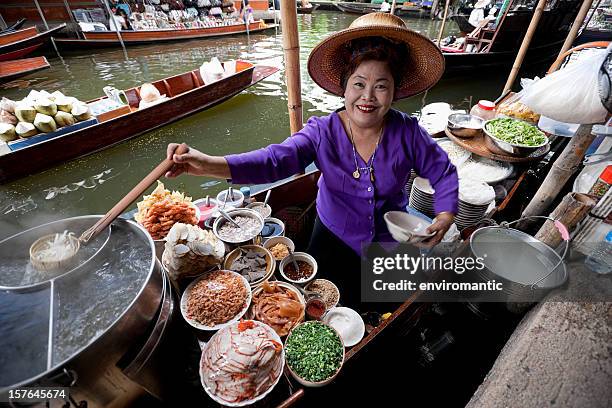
[384,211,435,244]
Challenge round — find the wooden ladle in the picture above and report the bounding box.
[29,144,189,271]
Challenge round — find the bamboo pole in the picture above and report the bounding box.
[502,0,547,93]
[557,0,594,59]
[280,0,303,134]
[435,0,450,47]
[518,124,595,229]
[33,0,50,30]
[102,0,129,60]
[535,193,597,248]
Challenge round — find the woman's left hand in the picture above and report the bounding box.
[420,212,455,248]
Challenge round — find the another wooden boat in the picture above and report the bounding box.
[53,22,277,49]
[0,61,279,184]
[335,3,385,14]
[0,18,27,34]
[0,56,49,82]
[297,4,319,13]
[0,24,66,61]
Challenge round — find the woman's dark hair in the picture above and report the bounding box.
[340,37,408,93]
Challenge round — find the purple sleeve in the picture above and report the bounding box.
[408,118,459,215]
[224,116,320,184]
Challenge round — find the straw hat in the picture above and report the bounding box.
[474,0,491,8]
[307,13,445,100]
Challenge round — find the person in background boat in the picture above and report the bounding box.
[165,14,458,306]
[380,0,391,13]
[468,0,495,29]
[109,7,128,31]
[240,0,255,23]
[116,8,133,30]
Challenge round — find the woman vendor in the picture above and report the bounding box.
[166,13,458,305]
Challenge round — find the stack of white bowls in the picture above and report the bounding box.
[405,170,417,200]
[409,177,495,230]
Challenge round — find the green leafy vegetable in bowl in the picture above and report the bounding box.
[285,321,343,383]
[485,118,547,147]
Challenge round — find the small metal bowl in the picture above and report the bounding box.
[447,114,485,138]
[483,119,549,157]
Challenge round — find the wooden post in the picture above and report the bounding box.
[557,0,595,59]
[33,0,50,30]
[502,0,547,93]
[435,0,450,47]
[431,0,439,19]
[391,0,397,14]
[535,193,597,248]
[518,124,595,228]
[280,0,303,134]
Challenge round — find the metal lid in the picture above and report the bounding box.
[0,216,155,390]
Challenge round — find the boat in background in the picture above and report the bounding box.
[0,61,278,184]
[0,56,49,83]
[297,4,319,14]
[53,21,276,49]
[0,24,66,61]
[0,18,26,35]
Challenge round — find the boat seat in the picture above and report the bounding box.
[164,72,199,97]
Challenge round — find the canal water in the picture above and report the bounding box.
[0,11,509,237]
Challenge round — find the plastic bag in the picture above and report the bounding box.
[520,48,609,124]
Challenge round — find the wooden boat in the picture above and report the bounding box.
[0,18,26,34]
[441,0,583,75]
[53,22,277,49]
[335,3,386,14]
[0,24,66,62]
[0,61,279,184]
[297,4,319,13]
[0,56,49,82]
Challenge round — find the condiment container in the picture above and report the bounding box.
[216,188,244,209]
[588,165,612,200]
[470,100,496,121]
[305,298,326,320]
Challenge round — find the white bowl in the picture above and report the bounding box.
[323,307,365,347]
[279,252,318,284]
[246,201,272,218]
[263,236,296,261]
[216,189,244,209]
[384,211,435,243]
[180,270,252,331]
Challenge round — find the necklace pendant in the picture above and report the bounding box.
[353,169,361,179]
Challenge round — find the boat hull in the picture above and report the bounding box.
[0,43,42,62]
[0,65,278,184]
[0,24,65,55]
[53,23,276,49]
[0,56,49,82]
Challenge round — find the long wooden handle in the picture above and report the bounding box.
[80,143,189,242]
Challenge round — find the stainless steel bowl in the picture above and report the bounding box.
[483,119,549,156]
[447,113,485,138]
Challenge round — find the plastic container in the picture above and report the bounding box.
[585,230,612,274]
[470,100,496,121]
[587,165,612,199]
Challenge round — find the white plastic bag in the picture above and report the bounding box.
[520,49,609,124]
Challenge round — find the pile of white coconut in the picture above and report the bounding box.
[0,90,93,143]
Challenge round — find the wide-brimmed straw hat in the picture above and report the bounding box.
[307,13,445,100]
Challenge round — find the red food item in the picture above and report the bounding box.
[305,298,326,320]
[238,320,256,332]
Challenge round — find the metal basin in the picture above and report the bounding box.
[483,119,549,156]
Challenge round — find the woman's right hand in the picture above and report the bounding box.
[165,143,209,178]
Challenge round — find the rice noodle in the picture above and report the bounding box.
[32,231,77,262]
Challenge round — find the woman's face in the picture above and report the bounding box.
[343,59,394,130]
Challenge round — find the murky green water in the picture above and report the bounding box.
[0,11,508,237]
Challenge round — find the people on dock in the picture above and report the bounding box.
[166,13,458,306]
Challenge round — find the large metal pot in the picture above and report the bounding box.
[0,216,167,407]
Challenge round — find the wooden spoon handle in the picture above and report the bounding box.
[80,143,189,243]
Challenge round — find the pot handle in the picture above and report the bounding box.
[503,215,570,289]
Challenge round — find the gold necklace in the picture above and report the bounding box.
[348,119,384,183]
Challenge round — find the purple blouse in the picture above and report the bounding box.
[225,109,459,255]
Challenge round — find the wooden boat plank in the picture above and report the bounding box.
[53,23,277,49]
[0,27,38,45]
[0,64,278,184]
[0,24,65,55]
[0,43,43,62]
[0,56,49,82]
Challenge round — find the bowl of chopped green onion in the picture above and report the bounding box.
[484,118,549,156]
[284,321,345,387]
